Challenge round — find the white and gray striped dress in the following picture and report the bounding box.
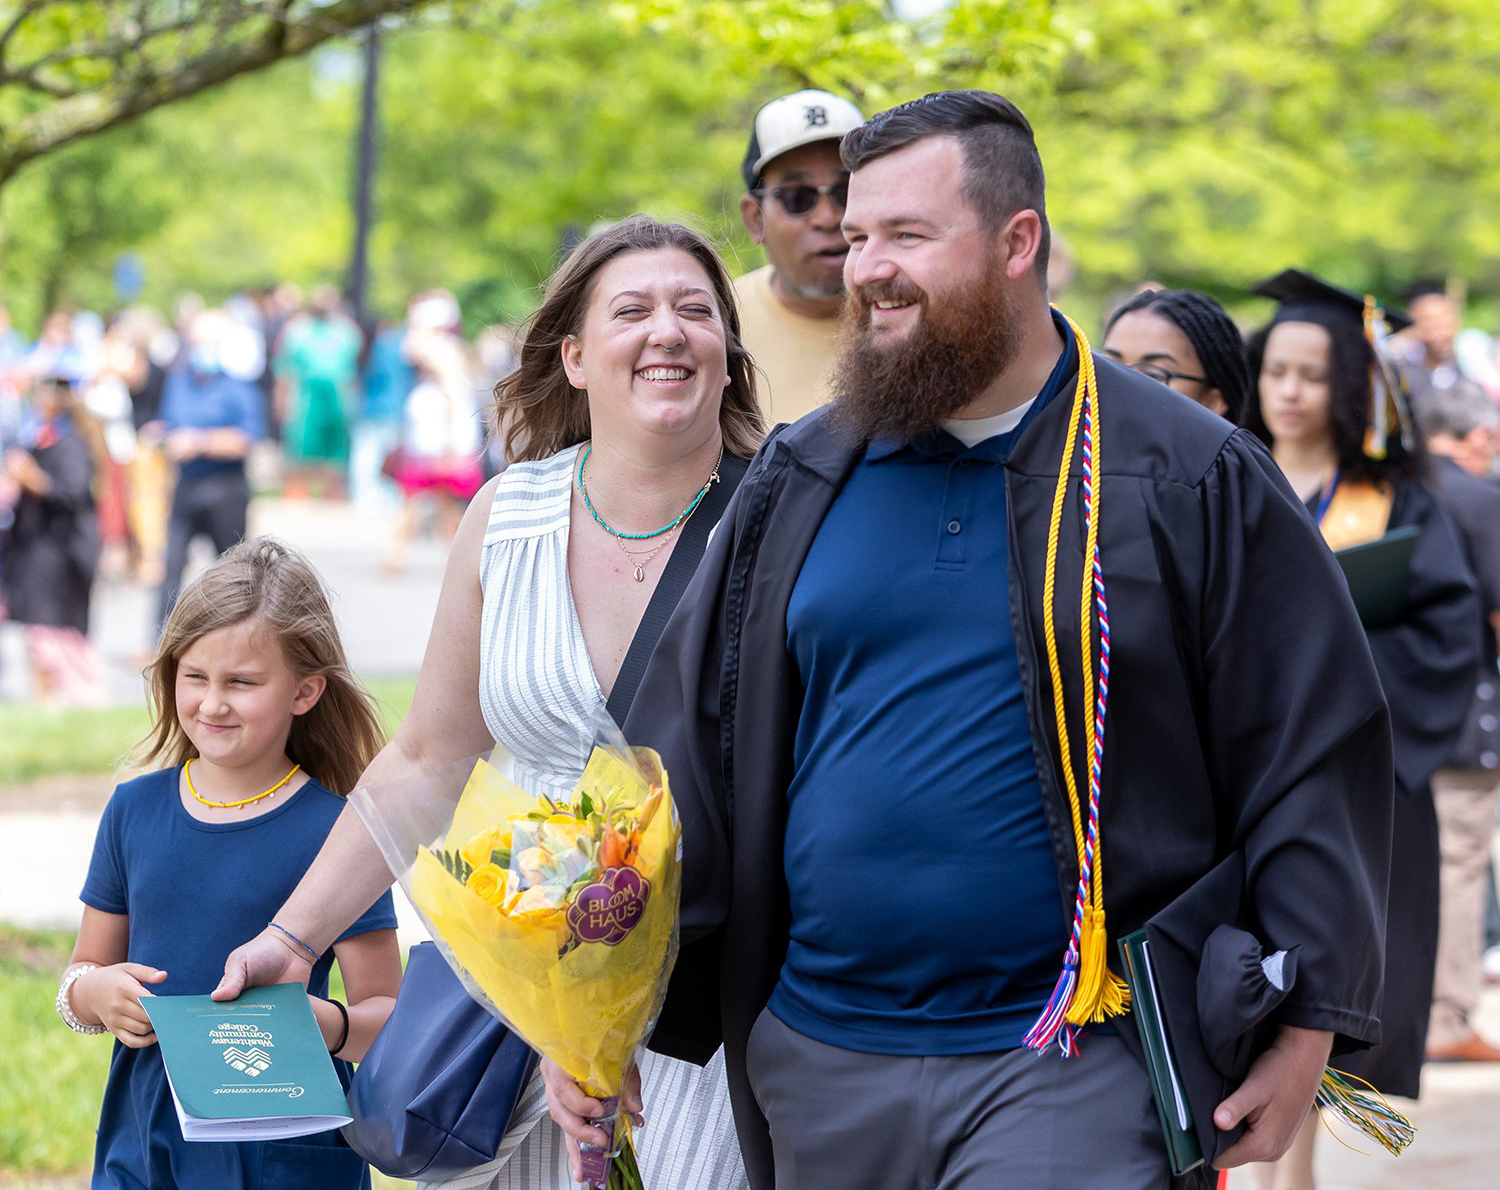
[428,445,746,1190]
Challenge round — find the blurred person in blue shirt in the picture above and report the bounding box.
[154,309,264,631]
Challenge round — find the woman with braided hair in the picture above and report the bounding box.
[1102,288,1250,422]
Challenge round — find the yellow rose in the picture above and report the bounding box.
[460,826,512,870]
[466,862,509,907]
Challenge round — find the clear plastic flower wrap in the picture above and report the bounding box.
[350,711,681,1189]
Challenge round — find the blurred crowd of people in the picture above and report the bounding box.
[0,285,515,707]
[7,275,1500,711]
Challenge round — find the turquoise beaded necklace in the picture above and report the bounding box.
[577,443,722,541]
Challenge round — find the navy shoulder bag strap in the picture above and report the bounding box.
[605,453,748,727]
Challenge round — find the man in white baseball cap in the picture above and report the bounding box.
[736,89,864,424]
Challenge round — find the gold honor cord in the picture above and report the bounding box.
[1026,314,1129,1054]
[1069,332,1127,1025]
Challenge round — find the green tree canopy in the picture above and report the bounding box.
[3,0,1499,332]
[0,0,431,183]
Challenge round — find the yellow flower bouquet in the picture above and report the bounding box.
[351,726,681,1189]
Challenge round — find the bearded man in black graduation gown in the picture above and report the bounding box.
[544,92,1397,1190]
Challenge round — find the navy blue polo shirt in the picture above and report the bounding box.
[770,317,1076,1055]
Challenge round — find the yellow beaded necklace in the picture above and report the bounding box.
[186,759,301,810]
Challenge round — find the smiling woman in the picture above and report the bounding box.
[498,216,762,469]
[215,216,764,1190]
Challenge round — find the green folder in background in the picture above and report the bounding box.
[1118,929,1206,1177]
[1333,524,1419,629]
[142,981,351,1142]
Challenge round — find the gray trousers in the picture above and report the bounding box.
[745,1009,1170,1190]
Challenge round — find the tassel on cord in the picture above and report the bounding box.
[1071,907,1107,1017]
[1068,905,1131,1024]
[1024,315,1092,1055]
[1362,294,1415,461]
[1023,955,1078,1052]
[1066,410,1132,1031]
[1315,1069,1415,1157]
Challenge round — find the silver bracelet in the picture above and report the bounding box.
[57,964,106,1034]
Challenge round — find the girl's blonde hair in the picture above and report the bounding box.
[139,537,385,794]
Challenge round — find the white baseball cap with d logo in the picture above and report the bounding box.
[742,89,866,191]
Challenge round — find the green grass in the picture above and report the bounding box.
[0,928,113,1175]
[0,704,152,786]
[0,927,412,1187]
[0,678,418,786]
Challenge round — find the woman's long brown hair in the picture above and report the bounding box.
[494,214,765,463]
[139,537,385,795]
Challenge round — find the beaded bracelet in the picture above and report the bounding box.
[56,964,106,1035]
[268,921,321,962]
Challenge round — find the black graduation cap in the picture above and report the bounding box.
[1251,268,1412,334]
[1132,852,1296,1168]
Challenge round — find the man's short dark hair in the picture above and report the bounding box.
[840,90,1050,278]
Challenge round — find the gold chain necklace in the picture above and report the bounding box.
[612,523,682,582]
[186,758,301,810]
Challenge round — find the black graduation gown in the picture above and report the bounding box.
[1334,479,1480,1098]
[629,358,1397,1190]
[3,431,100,632]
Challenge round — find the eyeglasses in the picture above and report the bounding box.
[752,179,849,217]
[1132,362,1209,389]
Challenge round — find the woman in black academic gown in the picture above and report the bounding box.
[2,375,105,704]
[1242,270,1481,1190]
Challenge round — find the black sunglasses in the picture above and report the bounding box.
[753,179,849,217]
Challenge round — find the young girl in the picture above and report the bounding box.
[57,536,402,1190]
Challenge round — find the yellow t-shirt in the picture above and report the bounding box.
[733,265,843,426]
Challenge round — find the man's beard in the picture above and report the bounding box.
[829,260,1021,445]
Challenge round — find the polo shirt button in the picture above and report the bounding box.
[947,519,962,534]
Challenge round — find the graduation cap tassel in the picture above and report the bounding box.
[1362,295,1416,462]
[1315,1069,1415,1157]
[1363,297,1392,459]
[1025,318,1130,1054]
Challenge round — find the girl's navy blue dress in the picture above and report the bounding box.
[80,768,397,1189]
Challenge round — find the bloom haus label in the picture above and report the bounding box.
[567,866,651,946]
